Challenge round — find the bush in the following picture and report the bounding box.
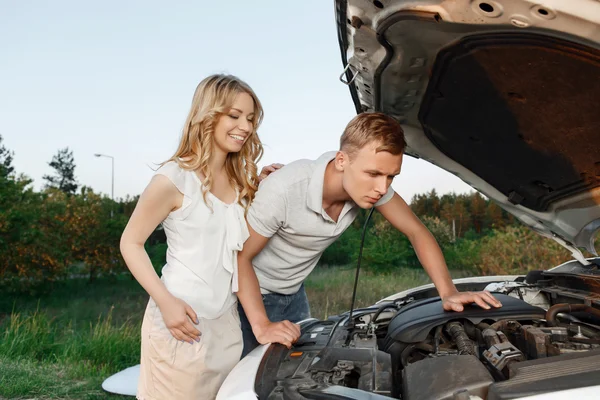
[319,226,361,267]
[421,216,453,248]
[146,242,168,273]
[61,188,128,281]
[360,213,420,272]
[0,177,72,293]
[442,238,481,273]
[475,225,572,275]
[0,181,128,293]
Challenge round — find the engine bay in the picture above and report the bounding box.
[253,271,600,399]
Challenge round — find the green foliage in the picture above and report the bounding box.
[60,187,128,282]
[476,225,571,275]
[319,226,361,266]
[421,216,453,248]
[43,147,79,195]
[442,237,481,273]
[0,183,129,293]
[305,266,433,319]
[0,142,132,293]
[0,276,147,398]
[0,134,15,178]
[360,212,419,271]
[317,190,578,277]
[0,308,140,398]
[411,191,516,238]
[146,242,168,273]
[0,175,71,293]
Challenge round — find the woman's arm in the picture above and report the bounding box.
[120,174,201,344]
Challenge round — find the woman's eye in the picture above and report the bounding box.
[229,115,239,120]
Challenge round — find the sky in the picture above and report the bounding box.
[0,0,473,201]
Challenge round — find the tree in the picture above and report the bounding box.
[452,199,471,238]
[441,198,471,238]
[43,147,78,194]
[0,134,15,178]
[410,189,441,218]
[486,202,504,229]
[470,193,486,233]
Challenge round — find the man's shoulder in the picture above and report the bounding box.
[260,157,317,192]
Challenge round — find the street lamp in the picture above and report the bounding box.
[94,153,114,217]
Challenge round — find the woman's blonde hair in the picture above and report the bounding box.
[165,74,264,212]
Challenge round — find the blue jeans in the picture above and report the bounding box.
[238,284,311,358]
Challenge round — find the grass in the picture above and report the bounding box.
[0,265,468,399]
[0,277,146,399]
[306,266,471,319]
[0,356,131,400]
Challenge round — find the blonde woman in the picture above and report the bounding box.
[121,74,275,399]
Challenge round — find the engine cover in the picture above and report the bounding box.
[403,355,494,400]
[387,294,545,343]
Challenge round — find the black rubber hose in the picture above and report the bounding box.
[400,344,417,367]
[546,304,600,327]
[372,302,399,323]
[445,322,476,356]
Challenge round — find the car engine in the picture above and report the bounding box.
[254,292,600,399]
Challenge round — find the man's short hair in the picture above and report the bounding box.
[340,112,406,157]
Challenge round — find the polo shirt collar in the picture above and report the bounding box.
[307,151,337,214]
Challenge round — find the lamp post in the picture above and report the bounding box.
[94,153,114,217]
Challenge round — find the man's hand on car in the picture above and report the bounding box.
[253,320,301,349]
[442,290,502,312]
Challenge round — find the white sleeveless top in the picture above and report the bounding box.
[154,161,249,319]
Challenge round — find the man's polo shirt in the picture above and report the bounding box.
[246,151,394,295]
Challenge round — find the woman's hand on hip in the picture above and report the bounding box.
[157,295,202,344]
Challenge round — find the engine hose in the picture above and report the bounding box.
[490,319,522,333]
[546,304,600,327]
[477,322,491,330]
[482,328,501,348]
[372,302,399,323]
[561,322,600,339]
[445,322,476,356]
[570,337,600,345]
[400,344,417,367]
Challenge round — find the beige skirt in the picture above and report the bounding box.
[136,299,242,400]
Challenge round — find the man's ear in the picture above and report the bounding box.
[334,151,347,172]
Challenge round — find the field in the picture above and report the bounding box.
[0,266,469,399]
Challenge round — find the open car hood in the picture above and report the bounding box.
[335,0,600,263]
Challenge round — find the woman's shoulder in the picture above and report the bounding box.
[155,159,197,178]
[154,160,199,195]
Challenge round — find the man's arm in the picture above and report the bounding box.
[377,193,501,311]
[237,225,301,348]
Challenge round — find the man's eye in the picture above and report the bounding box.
[368,172,378,177]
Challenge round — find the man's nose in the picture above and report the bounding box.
[375,177,387,194]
